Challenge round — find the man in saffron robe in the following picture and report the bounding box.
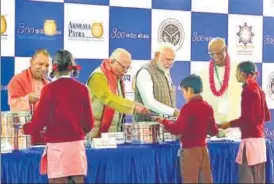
[198,38,242,137]
[86,48,150,138]
[7,49,50,145]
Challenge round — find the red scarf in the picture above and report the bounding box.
[246,74,259,92]
[98,59,125,137]
[245,74,263,120]
[8,67,48,108]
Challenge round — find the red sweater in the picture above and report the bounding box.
[23,78,94,144]
[162,95,218,148]
[230,86,271,139]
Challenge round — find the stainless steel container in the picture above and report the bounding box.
[1,111,32,150]
[162,117,178,142]
[123,123,133,143]
[131,122,163,144]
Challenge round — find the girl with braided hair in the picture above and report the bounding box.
[23,49,94,184]
[219,61,271,183]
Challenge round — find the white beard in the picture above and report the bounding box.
[157,61,170,74]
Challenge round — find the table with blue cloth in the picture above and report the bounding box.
[2,140,274,184]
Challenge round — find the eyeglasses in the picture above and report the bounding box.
[114,59,131,70]
[209,48,226,57]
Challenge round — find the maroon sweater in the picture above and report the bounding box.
[23,78,94,144]
[230,86,271,139]
[162,95,218,148]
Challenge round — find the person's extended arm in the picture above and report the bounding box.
[87,73,135,115]
[7,77,31,111]
[23,87,51,134]
[136,69,176,116]
[81,87,95,134]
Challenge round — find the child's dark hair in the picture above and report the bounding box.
[49,49,79,78]
[237,61,257,76]
[180,74,203,94]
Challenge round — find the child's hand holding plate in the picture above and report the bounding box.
[151,116,164,123]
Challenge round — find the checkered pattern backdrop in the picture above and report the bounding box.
[1,0,274,140]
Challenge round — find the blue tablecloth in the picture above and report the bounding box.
[1,141,274,183]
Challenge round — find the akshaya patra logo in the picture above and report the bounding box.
[68,21,104,41]
[158,18,185,51]
[237,22,254,47]
[1,15,8,39]
[267,72,274,101]
[236,22,255,56]
[17,19,61,40]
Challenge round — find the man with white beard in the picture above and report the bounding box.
[133,43,180,122]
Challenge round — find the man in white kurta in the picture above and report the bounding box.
[199,38,242,138]
[134,43,180,120]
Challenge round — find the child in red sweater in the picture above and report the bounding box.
[154,74,219,183]
[219,61,271,183]
[23,50,94,184]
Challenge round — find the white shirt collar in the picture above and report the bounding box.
[50,74,71,82]
[58,75,71,79]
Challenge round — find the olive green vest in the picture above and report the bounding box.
[133,62,176,122]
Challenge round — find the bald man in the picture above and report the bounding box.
[86,48,150,138]
[7,49,50,145]
[198,38,242,135]
[8,49,50,112]
[134,43,180,122]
